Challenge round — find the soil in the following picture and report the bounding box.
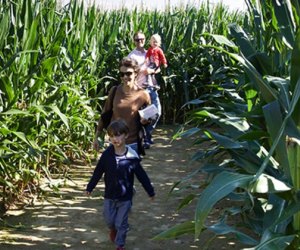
[0,125,249,250]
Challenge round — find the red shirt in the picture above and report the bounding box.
[145,47,167,67]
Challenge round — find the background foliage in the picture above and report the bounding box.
[157,0,300,249]
[3,0,300,248]
[0,0,244,212]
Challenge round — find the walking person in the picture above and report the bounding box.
[86,119,155,250]
[128,31,162,149]
[93,57,151,155]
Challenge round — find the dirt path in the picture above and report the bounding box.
[0,125,248,250]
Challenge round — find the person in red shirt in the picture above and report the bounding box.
[145,33,168,90]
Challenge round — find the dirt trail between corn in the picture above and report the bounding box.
[0,125,248,250]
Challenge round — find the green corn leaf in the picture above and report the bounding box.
[290,29,300,125]
[263,101,290,179]
[49,105,69,129]
[11,131,30,145]
[153,221,195,240]
[0,11,9,50]
[0,109,30,115]
[211,34,237,48]
[205,43,277,103]
[195,171,253,239]
[228,24,256,58]
[208,219,258,245]
[256,79,300,177]
[207,130,244,149]
[0,76,15,105]
[269,200,300,230]
[273,0,295,48]
[248,234,295,250]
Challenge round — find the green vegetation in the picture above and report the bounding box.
[158,0,300,248]
[0,0,243,211]
[1,0,299,248]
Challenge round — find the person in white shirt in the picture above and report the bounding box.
[128,31,162,149]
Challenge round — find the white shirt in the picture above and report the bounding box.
[128,49,155,88]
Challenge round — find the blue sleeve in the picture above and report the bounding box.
[134,162,155,197]
[86,156,105,193]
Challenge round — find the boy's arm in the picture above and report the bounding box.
[134,163,155,197]
[86,157,105,193]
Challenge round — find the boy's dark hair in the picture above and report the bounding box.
[107,119,129,137]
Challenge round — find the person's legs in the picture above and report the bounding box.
[114,200,132,248]
[144,88,161,147]
[103,199,117,228]
[149,89,161,127]
[103,199,118,242]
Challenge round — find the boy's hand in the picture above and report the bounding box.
[150,195,155,201]
[86,191,91,196]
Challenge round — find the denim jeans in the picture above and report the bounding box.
[103,199,132,247]
[144,87,161,143]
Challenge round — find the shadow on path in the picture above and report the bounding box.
[0,125,247,250]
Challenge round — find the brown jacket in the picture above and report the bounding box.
[97,85,151,144]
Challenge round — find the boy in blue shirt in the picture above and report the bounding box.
[86,119,155,250]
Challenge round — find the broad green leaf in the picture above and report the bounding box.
[263,101,290,179]
[256,79,300,177]
[208,219,258,245]
[245,234,295,250]
[174,127,200,139]
[229,52,276,103]
[176,194,197,211]
[211,34,237,48]
[195,171,253,239]
[41,57,57,75]
[228,24,256,58]
[152,221,195,240]
[273,0,295,48]
[49,105,69,129]
[207,130,244,149]
[290,28,300,125]
[182,99,206,107]
[11,131,30,145]
[0,109,30,115]
[269,201,300,229]
[23,18,39,50]
[0,11,9,50]
[0,76,15,105]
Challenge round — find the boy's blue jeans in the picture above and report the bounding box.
[145,87,161,143]
[103,199,132,247]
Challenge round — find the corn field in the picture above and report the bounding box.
[1,0,300,248]
[158,0,300,248]
[0,0,243,212]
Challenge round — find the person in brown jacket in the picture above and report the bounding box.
[93,57,151,155]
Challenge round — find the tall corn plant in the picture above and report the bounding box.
[0,0,247,213]
[154,0,300,249]
[0,0,97,210]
